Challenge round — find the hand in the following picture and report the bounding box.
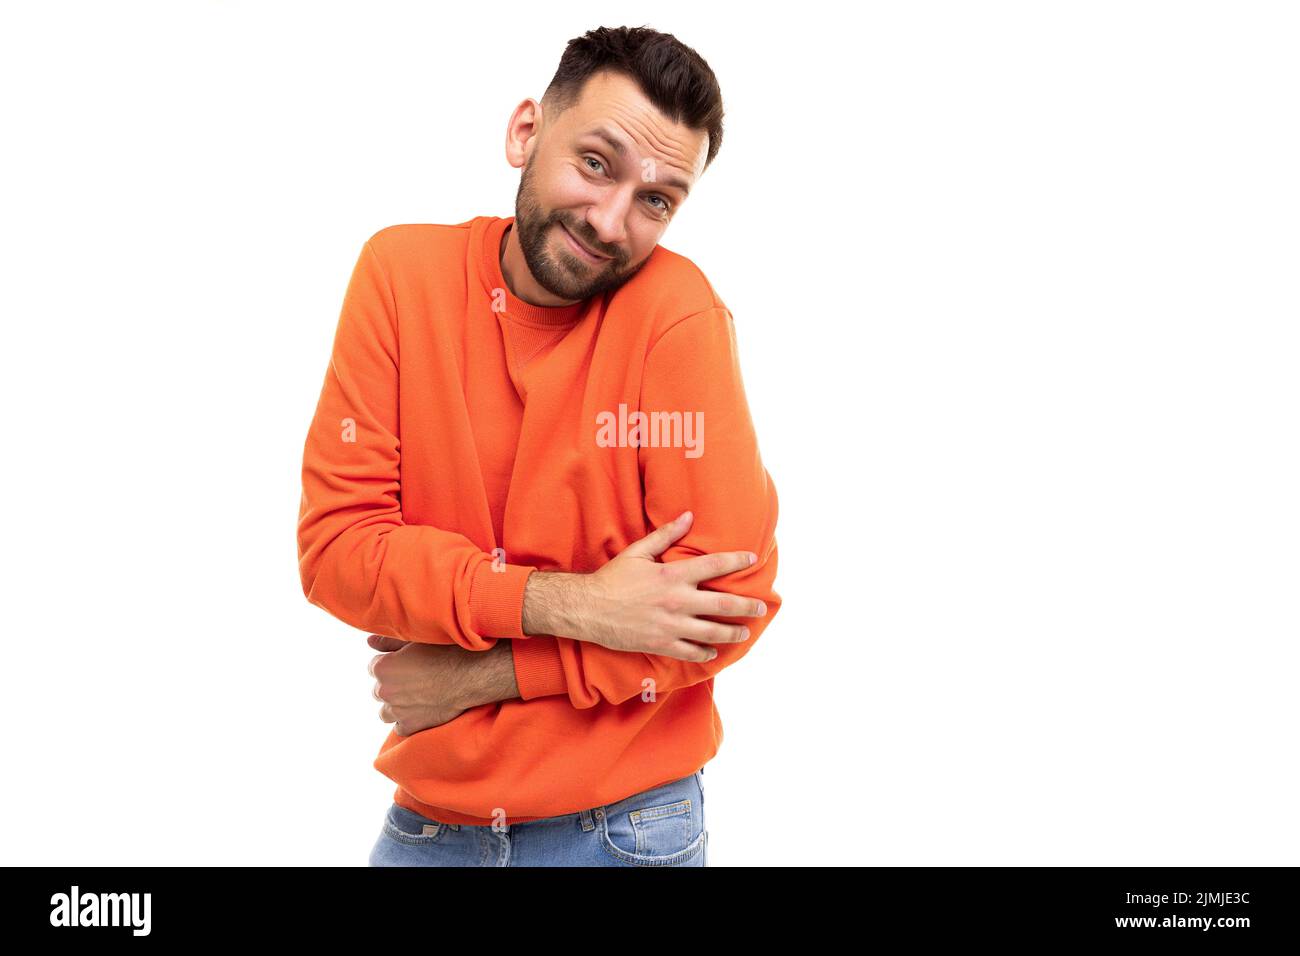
[367,635,470,737]
[574,510,767,662]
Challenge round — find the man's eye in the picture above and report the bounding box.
[647,195,669,211]
[584,156,605,174]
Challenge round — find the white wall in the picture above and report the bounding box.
[1,0,1296,866]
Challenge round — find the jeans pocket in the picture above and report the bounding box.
[381,804,451,846]
[598,775,706,866]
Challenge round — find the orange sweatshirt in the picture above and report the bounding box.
[296,214,781,825]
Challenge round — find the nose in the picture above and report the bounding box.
[579,204,628,257]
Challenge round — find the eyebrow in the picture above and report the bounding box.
[582,125,693,198]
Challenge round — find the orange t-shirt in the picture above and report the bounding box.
[297,214,781,825]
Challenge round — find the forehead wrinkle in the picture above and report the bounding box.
[595,107,701,190]
[608,106,695,170]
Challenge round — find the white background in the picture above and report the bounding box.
[1,1,1296,866]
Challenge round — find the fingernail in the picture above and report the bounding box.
[748,552,757,565]
[740,628,750,640]
[756,603,767,615]
[680,511,692,523]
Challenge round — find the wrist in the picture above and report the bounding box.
[522,571,592,641]
[454,641,519,709]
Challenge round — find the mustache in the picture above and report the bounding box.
[558,218,618,260]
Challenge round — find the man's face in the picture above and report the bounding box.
[510,70,709,302]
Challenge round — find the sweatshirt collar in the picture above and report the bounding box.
[480,216,590,326]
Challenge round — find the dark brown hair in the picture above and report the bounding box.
[541,25,725,171]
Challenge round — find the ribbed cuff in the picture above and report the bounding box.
[512,635,568,700]
[469,561,535,640]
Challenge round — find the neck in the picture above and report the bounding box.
[500,223,583,308]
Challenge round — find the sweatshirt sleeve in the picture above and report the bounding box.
[510,306,781,706]
[296,237,537,647]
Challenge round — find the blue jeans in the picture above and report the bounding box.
[368,768,707,866]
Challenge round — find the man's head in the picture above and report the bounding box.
[503,26,724,303]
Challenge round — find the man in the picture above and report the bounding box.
[297,25,780,867]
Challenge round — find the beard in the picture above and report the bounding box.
[511,156,650,302]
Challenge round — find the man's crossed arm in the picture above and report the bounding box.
[369,510,767,737]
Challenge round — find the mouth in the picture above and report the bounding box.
[558,222,612,263]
